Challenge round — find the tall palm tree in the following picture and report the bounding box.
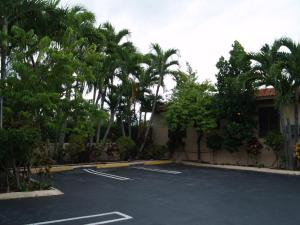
[100,24,134,144]
[249,43,292,106]
[139,43,179,152]
[273,38,300,144]
[249,42,293,168]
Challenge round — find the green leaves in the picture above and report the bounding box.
[165,79,217,134]
[215,41,256,152]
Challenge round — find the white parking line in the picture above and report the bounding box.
[131,166,182,174]
[83,169,132,181]
[26,211,133,225]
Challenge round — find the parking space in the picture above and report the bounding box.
[1,164,300,225]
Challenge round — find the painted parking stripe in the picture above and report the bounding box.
[26,211,133,225]
[83,169,132,180]
[131,166,182,174]
[86,212,133,225]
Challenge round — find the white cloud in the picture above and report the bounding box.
[60,0,300,85]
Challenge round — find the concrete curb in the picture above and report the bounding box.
[0,188,63,200]
[31,160,175,174]
[182,161,300,176]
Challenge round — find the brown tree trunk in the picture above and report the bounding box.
[293,87,299,169]
[102,96,121,144]
[197,132,203,161]
[120,116,125,137]
[0,17,8,129]
[96,88,106,143]
[12,157,20,191]
[57,119,67,161]
[139,76,162,152]
[102,111,114,145]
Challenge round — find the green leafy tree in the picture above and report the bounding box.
[165,76,217,160]
[215,41,256,152]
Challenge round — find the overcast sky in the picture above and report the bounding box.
[60,0,300,84]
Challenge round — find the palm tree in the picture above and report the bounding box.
[249,42,293,168]
[100,24,133,144]
[139,43,179,152]
[272,38,300,143]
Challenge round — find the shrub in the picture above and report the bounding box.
[206,133,223,151]
[116,137,136,160]
[152,145,168,159]
[247,137,263,156]
[264,131,284,167]
[264,132,284,153]
[140,145,168,160]
[65,134,86,163]
[0,128,40,191]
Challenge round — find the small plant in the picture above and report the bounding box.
[152,145,168,159]
[207,133,224,163]
[264,132,284,167]
[247,137,263,155]
[116,137,136,160]
[207,133,223,151]
[246,137,263,165]
[140,145,169,160]
[65,134,86,163]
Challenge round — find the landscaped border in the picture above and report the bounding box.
[31,160,175,174]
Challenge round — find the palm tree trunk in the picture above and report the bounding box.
[57,119,67,161]
[138,109,142,126]
[294,87,299,140]
[92,87,97,104]
[279,108,289,169]
[120,116,125,136]
[139,76,162,152]
[102,96,121,144]
[102,111,114,144]
[197,132,203,161]
[96,88,107,143]
[0,17,8,129]
[293,87,299,169]
[128,123,132,138]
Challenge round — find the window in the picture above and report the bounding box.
[258,107,280,138]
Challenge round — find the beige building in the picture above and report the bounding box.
[152,88,296,168]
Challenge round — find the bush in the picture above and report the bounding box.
[264,131,284,167]
[0,128,40,192]
[264,132,284,153]
[152,145,168,159]
[206,133,223,151]
[247,137,263,156]
[116,137,136,160]
[140,145,168,160]
[65,134,86,163]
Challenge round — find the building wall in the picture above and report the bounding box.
[152,108,278,168]
[152,113,169,146]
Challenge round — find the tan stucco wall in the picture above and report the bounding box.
[152,114,169,146]
[152,113,278,168]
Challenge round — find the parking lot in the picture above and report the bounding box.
[1,164,300,225]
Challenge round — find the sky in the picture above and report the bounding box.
[60,0,300,84]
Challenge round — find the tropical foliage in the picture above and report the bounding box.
[0,0,179,192]
[1,0,300,192]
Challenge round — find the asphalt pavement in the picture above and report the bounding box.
[1,164,300,225]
